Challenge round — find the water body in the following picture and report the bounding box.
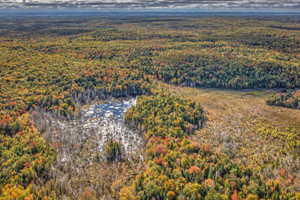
[82,98,136,122]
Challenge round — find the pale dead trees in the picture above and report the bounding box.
[30,108,51,133]
[208,121,238,157]
[29,96,144,199]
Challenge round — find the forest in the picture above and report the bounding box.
[0,15,299,199]
[267,90,299,109]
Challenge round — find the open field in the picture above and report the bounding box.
[162,82,300,190]
[162,83,300,130]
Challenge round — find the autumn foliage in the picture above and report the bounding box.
[0,16,299,199]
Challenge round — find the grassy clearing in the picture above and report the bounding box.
[160,82,300,191]
[161,83,299,130]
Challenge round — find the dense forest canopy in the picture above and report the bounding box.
[0,16,299,199]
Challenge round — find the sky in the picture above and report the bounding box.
[0,0,299,10]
